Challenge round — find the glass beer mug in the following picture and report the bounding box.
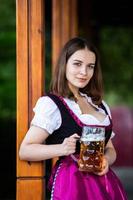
[78,126,105,172]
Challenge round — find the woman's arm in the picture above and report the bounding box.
[104,139,117,166]
[19,126,79,161]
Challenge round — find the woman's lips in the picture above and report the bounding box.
[77,78,87,82]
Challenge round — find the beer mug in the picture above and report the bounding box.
[78,126,105,172]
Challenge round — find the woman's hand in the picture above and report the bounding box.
[61,133,80,156]
[93,156,109,176]
[94,140,116,176]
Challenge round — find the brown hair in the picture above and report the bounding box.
[50,37,103,105]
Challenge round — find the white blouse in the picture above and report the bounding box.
[31,93,115,138]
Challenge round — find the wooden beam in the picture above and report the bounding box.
[16,0,45,199]
[28,0,45,121]
[16,0,29,178]
[17,179,44,200]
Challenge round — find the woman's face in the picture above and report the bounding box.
[66,48,96,93]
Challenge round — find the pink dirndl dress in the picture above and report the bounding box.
[48,155,128,200]
[46,95,128,200]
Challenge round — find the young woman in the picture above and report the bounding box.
[19,37,128,200]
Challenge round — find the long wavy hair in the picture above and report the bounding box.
[50,37,104,105]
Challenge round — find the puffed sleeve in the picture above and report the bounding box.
[30,96,61,134]
[102,100,115,139]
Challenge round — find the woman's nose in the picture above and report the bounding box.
[80,66,87,75]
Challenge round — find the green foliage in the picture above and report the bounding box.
[0,0,16,30]
[99,27,133,106]
[0,0,16,120]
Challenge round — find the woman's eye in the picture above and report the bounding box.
[88,64,95,69]
[73,62,81,66]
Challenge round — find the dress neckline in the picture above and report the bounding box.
[81,113,109,124]
[65,96,108,123]
[58,95,112,130]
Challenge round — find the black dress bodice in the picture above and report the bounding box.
[46,93,112,151]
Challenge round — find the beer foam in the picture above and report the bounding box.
[81,134,105,142]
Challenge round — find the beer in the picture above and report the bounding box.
[78,140,105,172]
[78,126,105,172]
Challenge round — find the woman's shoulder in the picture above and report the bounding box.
[33,95,58,113]
[101,100,112,117]
[31,95,61,133]
[101,99,110,108]
[36,95,56,103]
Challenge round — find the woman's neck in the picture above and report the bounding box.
[68,83,80,99]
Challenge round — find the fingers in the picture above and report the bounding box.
[63,136,76,146]
[65,133,80,143]
[70,133,80,140]
[94,157,109,176]
[94,166,108,176]
[62,133,80,156]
